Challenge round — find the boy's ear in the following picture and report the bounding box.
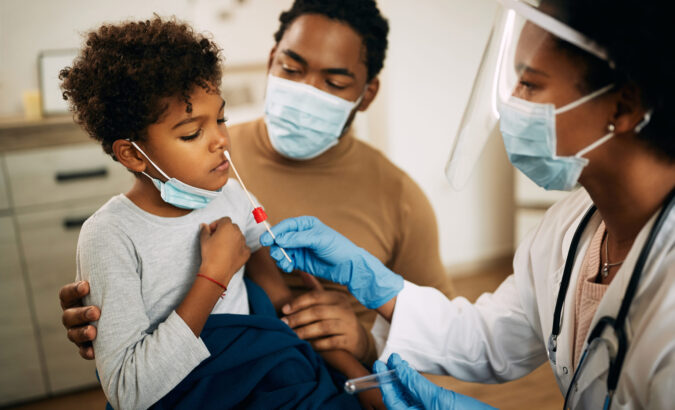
[113,139,146,173]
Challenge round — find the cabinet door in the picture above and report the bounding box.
[17,201,103,393]
[0,216,47,406]
[0,158,9,211]
[5,143,133,208]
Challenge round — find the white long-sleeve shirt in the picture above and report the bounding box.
[372,188,675,409]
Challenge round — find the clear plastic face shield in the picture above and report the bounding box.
[445,0,612,190]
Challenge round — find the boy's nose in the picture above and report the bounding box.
[209,128,229,152]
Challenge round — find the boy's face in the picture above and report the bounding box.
[141,86,230,191]
[268,13,372,105]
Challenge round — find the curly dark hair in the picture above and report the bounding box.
[273,0,389,81]
[542,0,675,161]
[60,16,223,158]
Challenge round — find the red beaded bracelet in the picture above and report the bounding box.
[196,273,227,298]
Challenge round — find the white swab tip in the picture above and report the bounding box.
[224,150,231,160]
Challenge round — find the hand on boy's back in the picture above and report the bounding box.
[59,281,100,360]
[199,217,251,285]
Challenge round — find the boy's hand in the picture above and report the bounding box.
[199,217,250,286]
[59,281,100,360]
[281,273,369,361]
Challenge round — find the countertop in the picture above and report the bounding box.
[0,115,90,152]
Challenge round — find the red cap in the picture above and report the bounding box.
[252,207,267,223]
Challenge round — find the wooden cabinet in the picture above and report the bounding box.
[0,121,134,406]
[0,216,47,405]
[0,160,9,211]
[5,144,131,208]
[16,201,106,393]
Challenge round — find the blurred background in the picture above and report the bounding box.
[0,0,565,408]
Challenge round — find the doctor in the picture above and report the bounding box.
[261,0,675,408]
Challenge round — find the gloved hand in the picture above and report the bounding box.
[372,353,496,410]
[260,216,403,309]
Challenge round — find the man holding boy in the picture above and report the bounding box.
[60,0,453,366]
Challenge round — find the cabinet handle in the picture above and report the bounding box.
[63,216,90,229]
[55,167,108,182]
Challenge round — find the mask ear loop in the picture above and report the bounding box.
[128,140,171,181]
[575,109,653,158]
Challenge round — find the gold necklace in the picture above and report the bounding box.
[602,231,625,278]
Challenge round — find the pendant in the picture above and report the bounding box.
[602,264,610,278]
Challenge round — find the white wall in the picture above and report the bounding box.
[372,0,515,270]
[0,0,292,117]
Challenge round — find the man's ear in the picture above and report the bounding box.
[611,84,649,135]
[267,45,278,73]
[357,77,380,112]
[113,139,146,173]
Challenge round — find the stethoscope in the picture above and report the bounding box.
[547,188,675,410]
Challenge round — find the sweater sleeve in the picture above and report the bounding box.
[76,217,210,410]
[389,174,455,298]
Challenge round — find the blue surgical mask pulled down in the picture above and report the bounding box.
[498,84,619,191]
[130,141,223,209]
[264,74,364,160]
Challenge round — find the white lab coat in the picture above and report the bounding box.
[372,188,675,409]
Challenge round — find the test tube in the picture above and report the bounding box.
[344,369,398,394]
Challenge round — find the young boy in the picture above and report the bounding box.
[61,17,373,409]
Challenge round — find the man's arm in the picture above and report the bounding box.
[390,175,455,298]
[59,281,100,360]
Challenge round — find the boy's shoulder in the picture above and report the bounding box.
[77,195,136,248]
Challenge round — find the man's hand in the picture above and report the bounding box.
[280,273,369,361]
[59,281,100,360]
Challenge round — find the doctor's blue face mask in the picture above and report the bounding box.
[264,75,365,160]
[498,84,620,191]
[129,141,223,209]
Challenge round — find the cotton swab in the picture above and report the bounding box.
[224,150,293,263]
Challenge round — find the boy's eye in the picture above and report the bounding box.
[180,129,202,141]
[217,116,228,125]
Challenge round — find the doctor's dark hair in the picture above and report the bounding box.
[273,0,389,81]
[543,0,675,161]
[59,16,223,159]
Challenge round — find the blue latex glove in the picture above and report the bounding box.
[372,353,497,410]
[260,216,403,309]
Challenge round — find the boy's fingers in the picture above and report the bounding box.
[199,223,211,241]
[59,281,89,309]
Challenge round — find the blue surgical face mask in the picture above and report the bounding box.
[264,74,365,160]
[130,141,223,209]
[498,84,621,191]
